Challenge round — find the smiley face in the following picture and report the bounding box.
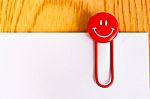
[92,19,115,38]
[88,12,119,43]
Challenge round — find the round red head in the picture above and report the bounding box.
[87,12,119,43]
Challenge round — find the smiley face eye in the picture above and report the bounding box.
[100,20,102,26]
[100,20,108,26]
[105,20,108,26]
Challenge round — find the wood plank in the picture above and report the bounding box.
[0,0,149,32]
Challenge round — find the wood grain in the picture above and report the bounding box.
[0,0,149,32]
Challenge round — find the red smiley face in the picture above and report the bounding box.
[87,12,119,43]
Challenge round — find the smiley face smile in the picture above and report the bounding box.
[92,27,115,38]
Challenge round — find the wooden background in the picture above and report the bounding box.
[0,0,149,32]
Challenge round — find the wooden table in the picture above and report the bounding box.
[0,0,149,32]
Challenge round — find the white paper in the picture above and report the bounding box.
[0,33,149,99]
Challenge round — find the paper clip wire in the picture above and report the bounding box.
[94,41,114,88]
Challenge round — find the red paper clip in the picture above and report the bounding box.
[87,12,119,88]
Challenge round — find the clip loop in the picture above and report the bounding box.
[94,41,114,88]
